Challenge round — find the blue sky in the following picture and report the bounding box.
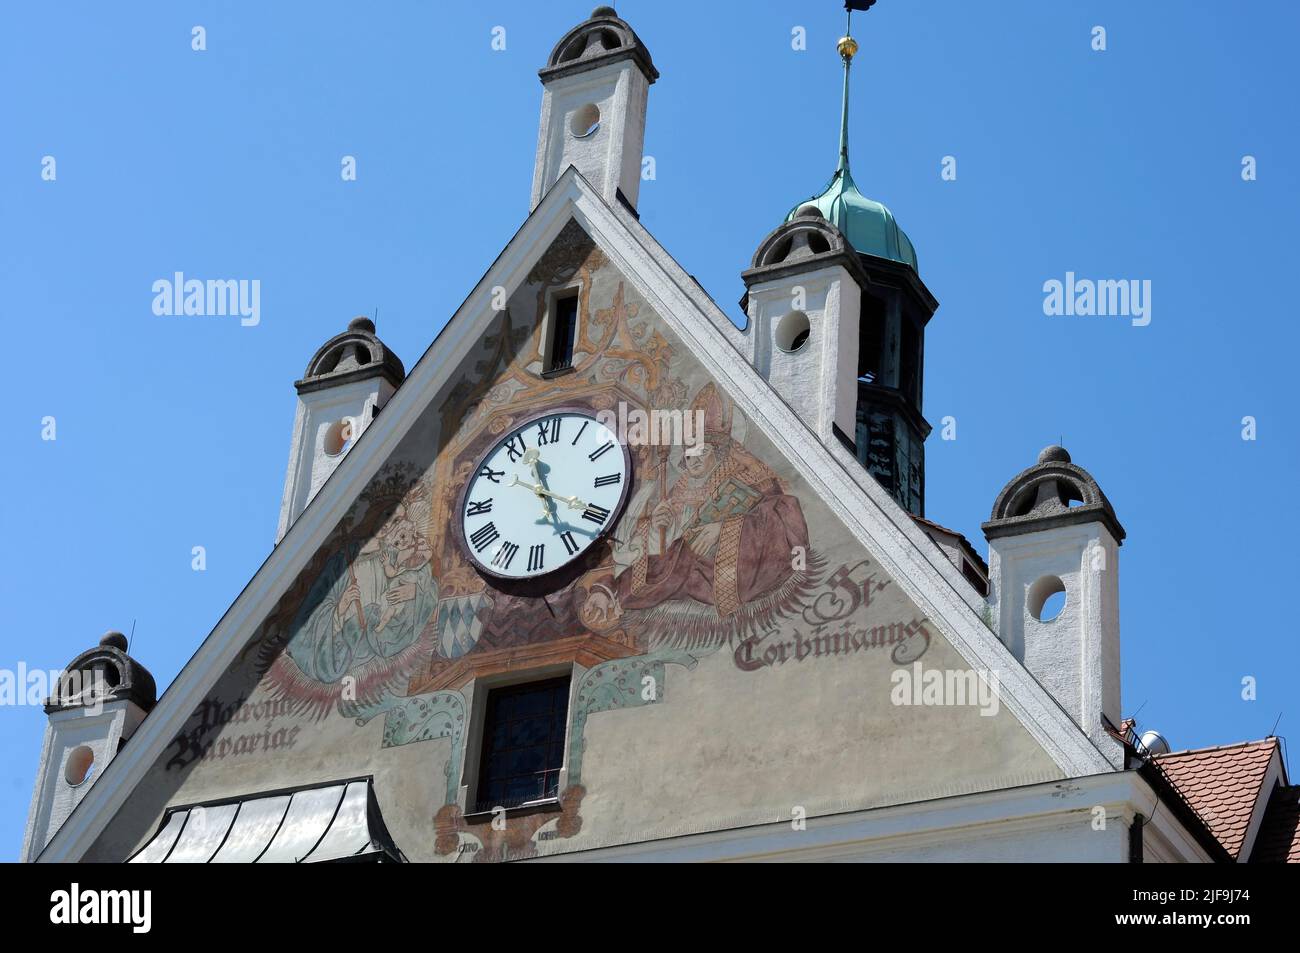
[1,1,1296,859]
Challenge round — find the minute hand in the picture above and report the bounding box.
[509,475,589,511]
[534,485,592,511]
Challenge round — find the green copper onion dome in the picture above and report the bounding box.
[786,32,918,272]
[789,169,917,272]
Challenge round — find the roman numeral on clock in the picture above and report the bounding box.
[505,434,527,462]
[491,541,519,570]
[588,440,614,462]
[469,522,500,552]
[560,531,579,555]
[466,498,492,516]
[535,418,560,445]
[527,544,545,572]
[478,465,504,484]
[593,473,621,487]
[570,420,589,446]
[582,504,611,525]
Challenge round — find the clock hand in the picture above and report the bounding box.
[522,447,543,485]
[509,475,590,512]
[509,470,553,520]
[538,487,591,511]
[524,449,553,519]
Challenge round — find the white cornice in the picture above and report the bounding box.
[526,771,1210,863]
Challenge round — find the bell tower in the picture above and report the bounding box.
[530,6,658,211]
[743,6,937,516]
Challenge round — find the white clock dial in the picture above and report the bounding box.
[459,410,631,580]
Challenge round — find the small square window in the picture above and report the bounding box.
[474,676,570,813]
[545,293,578,374]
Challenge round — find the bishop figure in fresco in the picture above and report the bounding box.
[581,384,815,646]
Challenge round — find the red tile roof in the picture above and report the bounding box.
[909,514,989,575]
[1252,784,1300,863]
[1153,738,1278,860]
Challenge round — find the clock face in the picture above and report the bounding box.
[458,410,632,580]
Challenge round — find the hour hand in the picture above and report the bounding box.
[509,473,554,519]
[540,488,589,512]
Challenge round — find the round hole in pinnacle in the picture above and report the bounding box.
[775,311,811,353]
[66,746,96,787]
[570,103,601,138]
[1027,575,1067,622]
[324,418,354,457]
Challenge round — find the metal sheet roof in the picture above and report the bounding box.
[128,778,404,863]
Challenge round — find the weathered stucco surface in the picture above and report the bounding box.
[88,220,1059,863]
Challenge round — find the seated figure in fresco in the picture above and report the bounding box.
[580,383,814,647]
[286,500,438,688]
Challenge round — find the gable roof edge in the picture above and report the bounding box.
[39,168,1111,861]
[1239,744,1284,861]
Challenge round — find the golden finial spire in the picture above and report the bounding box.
[835,16,858,174]
[840,1,874,60]
[835,3,875,172]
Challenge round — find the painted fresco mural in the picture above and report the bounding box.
[135,219,1051,865]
